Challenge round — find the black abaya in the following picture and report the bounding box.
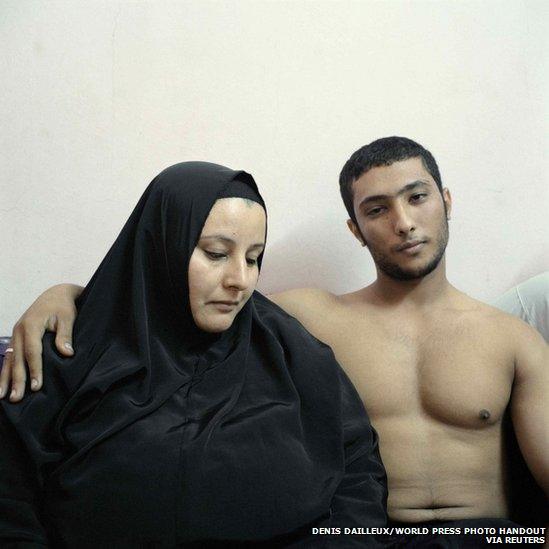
[0,162,386,547]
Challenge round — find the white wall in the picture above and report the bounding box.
[1,0,548,334]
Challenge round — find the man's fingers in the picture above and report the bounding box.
[0,348,14,399]
[9,336,27,402]
[24,331,44,391]
[55,317,75,356]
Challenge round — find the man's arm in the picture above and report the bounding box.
[269,288,336,337]
[0,284,82,402]
[511,321,549,497]
[0,286,330,402]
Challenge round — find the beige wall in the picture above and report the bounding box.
[1,0,548,333]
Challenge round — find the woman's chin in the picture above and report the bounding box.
[195,315,235,333]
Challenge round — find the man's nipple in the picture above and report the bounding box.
[478,409,491,421]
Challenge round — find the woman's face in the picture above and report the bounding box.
[188,197,266,332]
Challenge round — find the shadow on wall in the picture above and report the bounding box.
[257,215,376,296]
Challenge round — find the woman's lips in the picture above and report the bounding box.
[209,301,239,312]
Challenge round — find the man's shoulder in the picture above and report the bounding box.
[460,294,546,350]
[268,288,338,318]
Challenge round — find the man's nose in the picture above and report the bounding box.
[393,203,416,236]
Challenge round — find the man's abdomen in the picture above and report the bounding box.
[376,414,510,523]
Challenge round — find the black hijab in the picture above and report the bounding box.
[2,162,386,546]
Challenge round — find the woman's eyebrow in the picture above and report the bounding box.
[199,235,264,249]
[199,235,234,243]
[248,243,265,251]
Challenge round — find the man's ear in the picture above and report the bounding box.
[442,188,452,220]
[347,219,366,247]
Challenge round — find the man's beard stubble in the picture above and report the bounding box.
[366,217,449,282]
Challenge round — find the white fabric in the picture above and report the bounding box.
[493,272,549,342]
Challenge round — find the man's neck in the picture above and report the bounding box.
[367,259,453,308]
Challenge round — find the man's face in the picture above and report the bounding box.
[348,157,452,281]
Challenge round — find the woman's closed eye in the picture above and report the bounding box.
[205,251,227,261]
[205,250,258,267]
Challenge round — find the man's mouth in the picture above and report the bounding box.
[396,240,427,254]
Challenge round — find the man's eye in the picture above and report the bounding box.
[367,207,384,217]
[246,258,258,266]
[410,193,427,202]
[205,251,226,260]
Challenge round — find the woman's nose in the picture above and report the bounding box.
[223,258,249,290]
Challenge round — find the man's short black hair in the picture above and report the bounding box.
[339,136,443,224]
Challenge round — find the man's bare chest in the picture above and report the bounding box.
[314,314,514,429]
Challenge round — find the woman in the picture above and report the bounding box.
[0,162,386,547]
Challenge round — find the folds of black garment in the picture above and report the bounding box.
[1,297,386,547]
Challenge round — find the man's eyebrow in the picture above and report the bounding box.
[199,235,265,250]
[358,180,430,208]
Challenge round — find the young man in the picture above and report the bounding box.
[270,138,548,531]
[2,137,547,538]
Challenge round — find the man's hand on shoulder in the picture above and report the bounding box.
[0,283,83,402]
